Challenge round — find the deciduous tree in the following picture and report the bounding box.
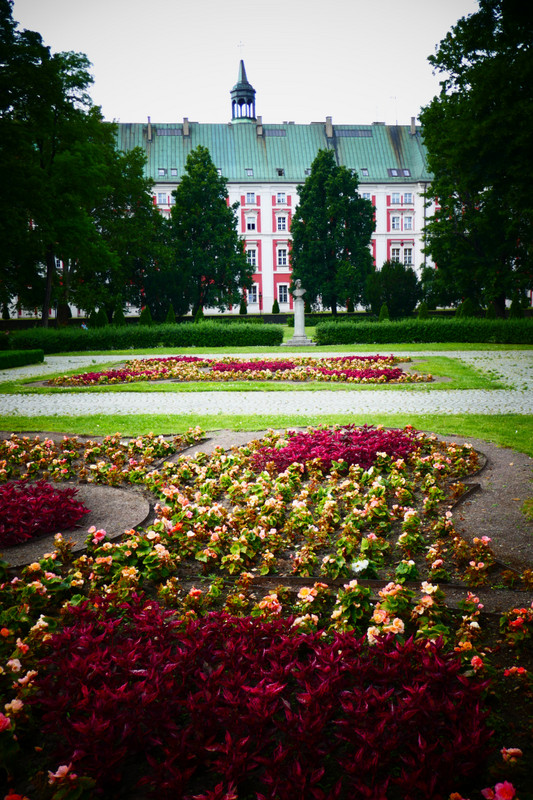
[420,0,533,315]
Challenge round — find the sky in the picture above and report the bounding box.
[11,0,480,126]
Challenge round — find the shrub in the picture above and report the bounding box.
[272,298,280,314]
[165,304,176,324]
[365,261,421,318]
[8,322,284,352]
[508,296,524,319]
[239,298,247,315]
[0,479,90,547]
[138,306,153,326]
[32,599,492,797]
[0,349,44,369]
[112,305,126,326]
[456,298,480,317]
[379,302,390,322]
[485,302,497,319]
[314,318,533,345]
[417,301,430,319]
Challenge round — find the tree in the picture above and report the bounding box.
[169,146,253,316]
[290,149,375,314]
[420,0,533,315]
[365,260,421,319]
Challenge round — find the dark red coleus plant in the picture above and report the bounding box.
[251,425,418,474]
[0,479,90,547]
[31,596,492,799]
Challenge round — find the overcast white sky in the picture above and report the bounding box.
[12,0,479,126]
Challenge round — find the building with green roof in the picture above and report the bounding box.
[116,61,433,313]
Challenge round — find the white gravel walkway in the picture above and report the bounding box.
[0,350,532,416]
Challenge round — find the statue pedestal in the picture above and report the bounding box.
[282,281,316,346]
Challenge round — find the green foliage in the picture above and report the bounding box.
[271,299,280,314]
[8,323,284,352]
[112,305,126,326]
[508,296,525,319]
[378,303,390,322]
[365,261,421,319]
[165,304,176,324]
[0,349,44,369]
[138,306,153,326]
[485,302,497,319]
[314,318,533,345]
[346,298,354,313]
[194,307,205,323]
[417,302,430,319]
[170,146,253,316]
[419,1,533,314]
[456,298,481,318]
[290,150,375,313]
[239,298,248,315]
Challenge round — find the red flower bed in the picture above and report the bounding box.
[32,597,491,798]
[0,479,90,547]
[317,367,404,380]
[212,359,297,373]
[252,425,418,474]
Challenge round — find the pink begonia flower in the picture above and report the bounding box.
[501,747,523,763]
[482,783,517,800]
[48,762,77,784]
[471,655,484,670]
[0,712,11,732]
[91,528,107,544]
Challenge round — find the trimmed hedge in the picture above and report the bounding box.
[8,323,284,354]
[0,349,45,368]
[315,317,533,345]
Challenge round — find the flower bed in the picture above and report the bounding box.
[0,479,89,547]
[46,354,433,386]
[0,425,531,799]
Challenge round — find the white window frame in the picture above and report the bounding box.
[277,191,286,204]
[157,193,167,205]
[245,168,253,177]
[277,216,287,232]
[391,216,400,231]
[277,248,288,267]
[246,192,255,204]
[278,284,289,304]
[246,248,257,267]
[391,248,401,263]
[170,167,178,177]
[391,192,400,204]
[248,284,258,304]
[246,216,256,231]
[361,168,369,176]
[404,192,413,204]
[362,192,371,201]
[403,216,413,231]
[158,168,167,176]
[404,248,413,265]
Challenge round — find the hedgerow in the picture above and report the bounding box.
[315,317,533,345]
[0,349,44,369]
[7,322,284,353]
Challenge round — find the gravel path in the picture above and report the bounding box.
[1,350,532,416]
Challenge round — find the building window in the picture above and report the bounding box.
[402,169,411,176]
[248,284,258,304]
[217,168,222,176]
[304,168,311,176]
[404,248,413,265]
[245,168,253,177]
[246,216,256,231]
[170,168,178,177]
[277,248,288,267]
[391,192,400,204]
[157,193,166,205]
[277,192,286,204]
[362,192,371,201]
[276,168,285,177]
[391,216,400,230]
[158,168,167,176]
[246,249,257,267]
[389,168,399,177]
[277,216,287,232]
[361,168,369,176]
[404,216,413,230]
[169,195,176,205]
[278,284,288,304]
[246,192,255,204]
[404,192,413,204]
[391,248,400,263]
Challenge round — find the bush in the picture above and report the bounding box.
[32,599,491,797]
[509,297,525,319]
[378,302,390,322]
[239,298,247,315]
[165,304,176,324]
[8,322,284,353]
[112,305,126,326]
[417,301,430,319]
[138,306,153,326]
[314,318,533,345]
[272,298,280,314]
[456,298,481,318]
[0,349,44,369]
[365,261,421,318]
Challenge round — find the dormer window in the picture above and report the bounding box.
[245,168,253,177]
[276,168,285,177]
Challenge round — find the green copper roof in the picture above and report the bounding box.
[116,120,431,184]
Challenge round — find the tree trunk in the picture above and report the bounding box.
[41,244,55,327]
